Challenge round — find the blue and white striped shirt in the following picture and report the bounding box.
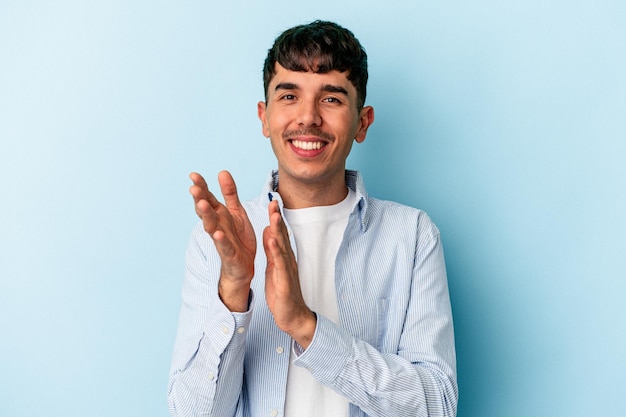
[168,170,458,417]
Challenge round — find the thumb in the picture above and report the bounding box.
[218,170,243,210]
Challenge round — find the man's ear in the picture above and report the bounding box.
[355,106,374,143]
[257,101,270,138]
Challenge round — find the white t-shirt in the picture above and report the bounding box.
[282,188,356,417]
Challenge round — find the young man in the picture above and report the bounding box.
[168,21,457,417]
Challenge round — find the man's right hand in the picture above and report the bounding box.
[190,171,256,312]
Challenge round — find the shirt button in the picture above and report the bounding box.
[237,326,246,334]
[270,410,278,417]
[208,372,215,381]
[276,346,284,354]
[221,325,229,334]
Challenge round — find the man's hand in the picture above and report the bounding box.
[263,200,317,349]
[190,171,256,312]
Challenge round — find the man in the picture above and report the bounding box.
[168,20,457,417]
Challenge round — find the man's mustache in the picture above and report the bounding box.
[282,129,335,141]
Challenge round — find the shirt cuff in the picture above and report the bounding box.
[292,314,353,385]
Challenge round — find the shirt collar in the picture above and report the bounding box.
[262,169,370,232]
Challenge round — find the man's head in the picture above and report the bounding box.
[263,20,368,110]
[257,21,374,205]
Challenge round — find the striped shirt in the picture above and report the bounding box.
[168,170,458,417]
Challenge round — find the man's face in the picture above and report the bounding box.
[258,63,374,190]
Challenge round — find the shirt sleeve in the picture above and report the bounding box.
[292,227,458,417]
[167,222,253,417]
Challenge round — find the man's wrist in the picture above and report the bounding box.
[290,310,317,351]
[218,278,252,312]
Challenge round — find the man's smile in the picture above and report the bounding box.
[291,140,325,150]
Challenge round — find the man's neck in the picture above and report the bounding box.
[276,172,348,209]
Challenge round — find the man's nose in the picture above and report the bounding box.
[296,99,322,127]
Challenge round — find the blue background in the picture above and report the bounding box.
[1,1,624,416]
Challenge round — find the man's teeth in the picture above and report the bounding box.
[292,140,323,150]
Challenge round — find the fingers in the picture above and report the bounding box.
[189,172,232,242]
[189,172,222,210]
[263,200,293,270]
[263,227,285,272]
[189,172,209,203]
[262,226,276,269]
[267,201,289,250]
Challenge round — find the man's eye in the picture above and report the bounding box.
[281,94,296,100]
[323,97,341,104]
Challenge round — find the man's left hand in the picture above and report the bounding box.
[263,200,317,349]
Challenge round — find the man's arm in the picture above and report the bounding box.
[262,205,457,416]
[168,172,257,417]
[295,227,458,417]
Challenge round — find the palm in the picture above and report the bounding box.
[213,199,256,280]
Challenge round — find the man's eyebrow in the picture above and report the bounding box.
[321,84,349,96]
[274,82,299,91]
[273,82,349,96]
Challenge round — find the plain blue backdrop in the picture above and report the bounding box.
[1,1,624,416]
